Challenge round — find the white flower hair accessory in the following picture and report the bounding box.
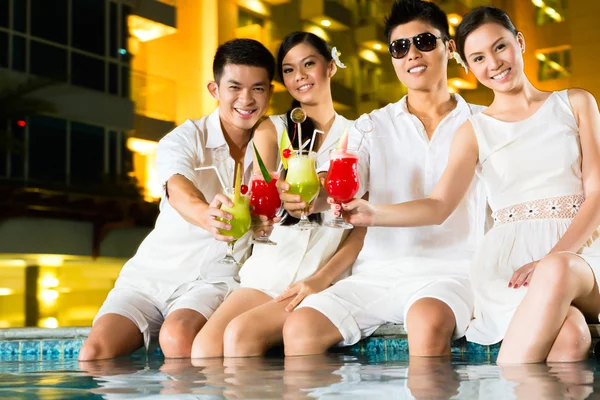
[331,47,347,69]
[454,52,468,73]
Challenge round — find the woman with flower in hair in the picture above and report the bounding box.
[191,32,363,358]
[337,6,600,364]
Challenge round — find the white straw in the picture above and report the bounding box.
[297,123,302,153]
[308,129,324,154]
[194,166,227,191]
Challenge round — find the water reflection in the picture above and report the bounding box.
[0,353,596,398]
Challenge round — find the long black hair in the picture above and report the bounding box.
[277,32,333,225]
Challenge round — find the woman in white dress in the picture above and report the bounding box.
[191,32,365,358]
[336,6,600,364]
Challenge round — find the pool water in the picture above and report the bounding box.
[1,353,600,399]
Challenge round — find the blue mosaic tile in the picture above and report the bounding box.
[463,341,490,356]
[0,341,19,355]
[386,338,408,354]
[41,340,62,355]
[20,341,41,355]
[364,338,386,357]
[451,338,464,356]
[348,343,363,355]
[63,339,83,355]
[489,342,501,357]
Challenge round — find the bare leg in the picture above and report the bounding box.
[159,309,207,358]
[79,314,144,361]
[282,308,343,356]
[405,298,455,357]
[497,253,600,364]
[546,306,591,363]
[191,288,271,358]
[223,297,294,357]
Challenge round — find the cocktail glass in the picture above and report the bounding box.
[218,188,252,266]
[250,171,281,245]
[285,150,320,230]
[324,149,359,229]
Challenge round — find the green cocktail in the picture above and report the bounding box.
[218,189,251,266]
[285,150,320,229]
[219,193,251,239]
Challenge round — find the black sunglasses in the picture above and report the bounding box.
[388,32,442,59]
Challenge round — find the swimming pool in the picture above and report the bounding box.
[1,352,600,399]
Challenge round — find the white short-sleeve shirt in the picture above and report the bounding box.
[350,94,488,267]
[115,108,254,301]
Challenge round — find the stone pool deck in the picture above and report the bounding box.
[1,325,600,361]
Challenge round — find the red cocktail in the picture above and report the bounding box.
[324,150,359,229]
[250,171,281,245]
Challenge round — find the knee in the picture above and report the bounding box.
[406,299,455,340]
[159,321,196,358]
[530,254,574,295]
[191,328,223,359]
[547,309,591,362]
[283,309,330,355]
[223,316,262,357]
[406,299,455,356]
[78,340,106,361]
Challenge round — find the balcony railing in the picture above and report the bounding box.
[131,71,177,122]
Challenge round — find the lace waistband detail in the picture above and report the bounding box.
[491,194,584,227]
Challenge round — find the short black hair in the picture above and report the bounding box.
[384,0,450,43]
[456,6,518,62]
[213,38,275,84]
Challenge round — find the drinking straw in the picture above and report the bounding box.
[194,166,226,191]
[308,129,324,154]
[233,162,242,203]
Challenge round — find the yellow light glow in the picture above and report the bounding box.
[373,43,383,51]
[321,19,331,27]
[448,85,458,94]
[39,276,59,288]
[0,259,27,267]
[145,153,162,201]
[359,49,381,64]
[536,53,547,61]
[128,15,177,43]
[39,289,59,303]
[40,317,58,329]
[448,78,477,90]
[448,14,462,26]
[304,24,329,42]
[0,288,13,296]
[127,137,158,156]
[38,255,63,267]
[545,7,563,21]
[532,0,545,7]
[237,0,270,17]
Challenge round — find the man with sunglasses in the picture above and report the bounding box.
[282,0,487,357]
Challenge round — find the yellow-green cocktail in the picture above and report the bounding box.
[218,189,251,266]
[285,150,320,229]
[219,193,251,239]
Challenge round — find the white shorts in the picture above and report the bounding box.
[94,280,229,349]
[298,259,474,347]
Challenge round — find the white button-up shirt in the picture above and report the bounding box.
[350,94,488,266]
[115,109,254,301]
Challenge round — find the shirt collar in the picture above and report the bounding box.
[394,93,471,118]
[205,108,227,149]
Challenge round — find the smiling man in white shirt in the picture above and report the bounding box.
[282,0,487,357]
[79,39,275,360]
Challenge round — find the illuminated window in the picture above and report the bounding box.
[537,48,571,81]
[533,0,567,25]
